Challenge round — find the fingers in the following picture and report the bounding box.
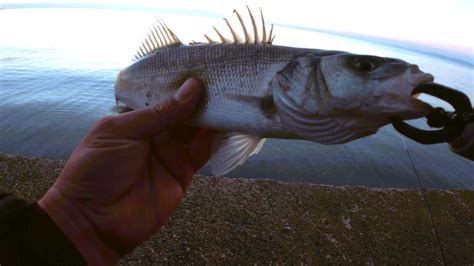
[149,159,186,223]
[152,137,195,190]
[151,127,216,189]
[98,78,203,139]
[165,126,202,145]
[189,128,217,171]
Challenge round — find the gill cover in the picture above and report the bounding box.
[271,54,374,144]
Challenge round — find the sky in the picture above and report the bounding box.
[1,0,473,65]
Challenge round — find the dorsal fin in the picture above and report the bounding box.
[133,18,182,61]
[192,7,275,45]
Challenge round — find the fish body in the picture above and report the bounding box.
[115,9,434,175]
[117,44,335,138]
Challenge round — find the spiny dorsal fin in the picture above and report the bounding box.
[192,7,275,45]
[133,18,182,61]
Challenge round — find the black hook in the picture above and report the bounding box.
[392,82,473,144]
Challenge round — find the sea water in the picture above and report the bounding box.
[1,8,473,189]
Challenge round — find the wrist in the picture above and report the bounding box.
[38,187,120,265]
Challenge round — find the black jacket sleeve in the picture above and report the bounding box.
[0,193,86,266]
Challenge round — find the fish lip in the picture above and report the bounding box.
[411,73,434,97]
[403,73,434,119]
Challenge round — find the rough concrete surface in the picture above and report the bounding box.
[0,154,472,264]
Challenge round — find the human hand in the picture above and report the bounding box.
[38,78,215,265]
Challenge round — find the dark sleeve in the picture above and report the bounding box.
[0,193,86,266]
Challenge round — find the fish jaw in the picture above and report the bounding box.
[329,69,434,132]
[320,54,435,126]
[369,66,435,121]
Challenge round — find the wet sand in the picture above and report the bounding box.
[0,153,473,264]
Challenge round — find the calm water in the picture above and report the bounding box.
[1,8,473,189]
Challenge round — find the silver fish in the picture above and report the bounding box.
[115,8,434,175]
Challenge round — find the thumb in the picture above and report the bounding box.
[104,78,203,139]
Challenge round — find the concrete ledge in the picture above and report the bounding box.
[0,154,472,264]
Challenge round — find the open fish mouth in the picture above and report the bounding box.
[406,73,435,116]
[410,72,435,99]
[367,72,435,120]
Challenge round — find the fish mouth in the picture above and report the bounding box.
[382,74,435,132]
[403,72,435,116]
[410,73,435,98]
[373,72,435,121]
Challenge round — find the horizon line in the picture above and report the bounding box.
[2,2,473,67]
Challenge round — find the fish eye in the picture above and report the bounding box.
[353,58,377,72]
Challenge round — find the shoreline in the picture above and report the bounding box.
[1,153,473,264]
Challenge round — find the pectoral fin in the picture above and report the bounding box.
[209,132,266,176]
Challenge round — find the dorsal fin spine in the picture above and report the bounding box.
[233,10,249,43]
[196,7,275,46]
[157,24,169,45]
[159,19,173,43]
[159,19,173,41]
[204,34,215,44]
[147,38,155,51]
[152,24,165,46]
[268,24,274,44]
[246,6,258,44]
[166,25,180,42]
[133,18,183,61]
[144,38,153,52]
[224,18,239,43]
[213,26,227,43]
[139,46,146,56]
[147,33,157,48]
[260,8,266,44]
[156,19,169,44]
[151,31,161,47]
[150,30,160,47]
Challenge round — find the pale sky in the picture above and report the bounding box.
[2,0,473,64]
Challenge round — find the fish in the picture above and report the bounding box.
[114,7,434,176]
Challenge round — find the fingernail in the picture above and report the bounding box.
[175,78,197,103]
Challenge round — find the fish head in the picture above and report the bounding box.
[320,53,434,119]
[114,62,151,112]
[271,53,434,144]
